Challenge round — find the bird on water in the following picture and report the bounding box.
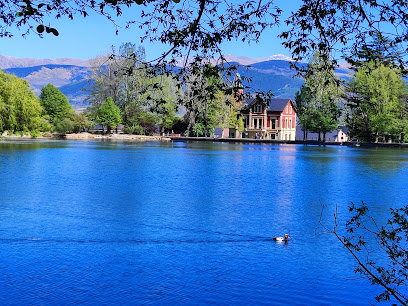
[273,234,290,242]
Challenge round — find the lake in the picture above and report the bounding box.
[0,140,407,305]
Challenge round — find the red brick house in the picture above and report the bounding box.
[240,97,296,140]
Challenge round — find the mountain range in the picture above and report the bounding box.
[0,54,352,109]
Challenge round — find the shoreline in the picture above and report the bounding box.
[1,133,408,148]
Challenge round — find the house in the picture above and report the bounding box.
[334,128,349,143]
[240,97,296,140]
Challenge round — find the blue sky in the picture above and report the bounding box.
[0,0,301,61]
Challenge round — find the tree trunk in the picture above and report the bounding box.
[323,132,326,142]
[318,132,321,142]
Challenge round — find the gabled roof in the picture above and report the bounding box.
[267,99,294,112]
[245,97,262,106]
[243,96,294,111]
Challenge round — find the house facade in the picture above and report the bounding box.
[334,128,349,143]
[240,97,296,140]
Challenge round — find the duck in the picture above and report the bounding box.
[273,234,290,242]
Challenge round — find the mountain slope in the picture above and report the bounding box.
[1,54,352,109]
[4,64,92,108]
[0,54,89,69]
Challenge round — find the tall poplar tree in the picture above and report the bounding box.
[295,53,342,141]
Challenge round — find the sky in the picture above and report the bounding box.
[0,0,301,61]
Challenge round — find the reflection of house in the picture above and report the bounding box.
[240,97,296,140]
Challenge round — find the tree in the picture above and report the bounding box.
[71,112,90,133]
[95,97,121,133]
[295,53,342,141]
[281,1,408,73]
[183,64,228,136]
[87,43,148,110]
[319,203,408,305]
[345,62,408,143]
[39,84,75,124]
[347,32,404,72]
[147,74,181,134]
[0,70,44,133]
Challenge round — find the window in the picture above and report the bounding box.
[271,133,275,140]
[285,118,288,128]
[286,105,289,113]
[271,119,276,129]
[289,119,292,129]
[255,104,262,113]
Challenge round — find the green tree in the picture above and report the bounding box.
[88,43,148,110]
[295,53,342,141]
[0,70,44,133]
[346,62,408,143]
[147,74,181,134]
[55,118,74,134]
[96,97,121,133]
[39,84,75,124]
[183,64,228,136]
[71,113,90,133]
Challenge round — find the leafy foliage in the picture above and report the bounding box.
[39,83,75,123]
[281,1,408,73]
[320,203,408,305]
[1,0,279,73]
[0,70,44,133]
[183,64,229,136]
[345,62,408,143]
[295,53,341,141]
[96,97,121,132]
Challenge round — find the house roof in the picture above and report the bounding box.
[267,99,293,112]
[244,97,294,112]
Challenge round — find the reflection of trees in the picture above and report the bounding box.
[355,149,405,174]
[0,141,68,152]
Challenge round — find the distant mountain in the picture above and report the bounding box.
[233,59,306,98]
[0,54,352,109]
[4,64,92,108]
[222,54,294,65]
[0,54,89,69]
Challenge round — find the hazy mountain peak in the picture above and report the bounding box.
[223,54,293,65]
[0,54,90,69]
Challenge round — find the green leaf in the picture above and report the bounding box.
[50,28,59,36]
[36,25,44,33]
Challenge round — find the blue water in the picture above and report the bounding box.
[0,140,407,305]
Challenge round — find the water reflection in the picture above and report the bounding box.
[0,140,407,305]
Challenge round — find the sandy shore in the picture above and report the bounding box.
[64,132,171,141]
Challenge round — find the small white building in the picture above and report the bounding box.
[334,129,349,143]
